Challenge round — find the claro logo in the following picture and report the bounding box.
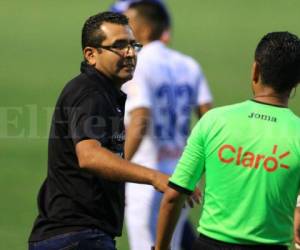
[218,144,290,172]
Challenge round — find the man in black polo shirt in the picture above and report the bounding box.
[28,12,169,250]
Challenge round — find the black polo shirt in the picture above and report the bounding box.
[29,62,126,242]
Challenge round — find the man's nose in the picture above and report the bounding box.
[125,45,136,57]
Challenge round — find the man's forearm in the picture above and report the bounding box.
[76,139,168,191]
[155,188,187,250]
[295,200,300,244]
[88,144,154,183]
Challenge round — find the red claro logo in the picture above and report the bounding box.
[218,144,290,172]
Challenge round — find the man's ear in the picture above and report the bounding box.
[142,25,152,43]
[83,47,99,65]
[251,61,260,84]
[160,29,171,44]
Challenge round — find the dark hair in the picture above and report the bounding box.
[81,11,129,50]
[128,0,171,41]
[255,32,300,92]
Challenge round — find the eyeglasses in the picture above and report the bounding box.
[97,40,143,54]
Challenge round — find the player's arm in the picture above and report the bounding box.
[196,102,212,118]
[70,93,167,192]
[121,55,151,160]
[195,66,213,118]
[154,186,188,250]
[124,107,150,160]
[294,195,300,248]
[76,139,168,192]
[154,117,207,249]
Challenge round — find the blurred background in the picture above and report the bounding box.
[1,0,300,249]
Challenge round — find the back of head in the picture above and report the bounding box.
[128,0,170,41]
[255,32,300,93]
[81,11,129,50]
[110,0,166,13]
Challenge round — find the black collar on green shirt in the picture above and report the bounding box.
[80,61,126,106]
[250,99,287,108]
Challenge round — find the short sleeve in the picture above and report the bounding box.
[196,67,213,105]
[69,93,109,145]
[122,58,151,113]
[169,116,208,192]
[297,195,300,208]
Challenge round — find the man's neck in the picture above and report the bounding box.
[252,81,292,107]
[94,66,124,90]
[253,93,290,107]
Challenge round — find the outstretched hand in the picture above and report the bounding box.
[152,171,170,193]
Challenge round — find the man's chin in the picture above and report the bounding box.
[118,71,134,82]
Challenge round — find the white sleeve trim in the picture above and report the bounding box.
[197,75,213,105]
[296,195,300,208]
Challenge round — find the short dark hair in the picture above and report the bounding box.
[81,11,129,50]
[255,32,300,92]
[128,0,170,41]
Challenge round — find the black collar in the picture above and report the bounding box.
[80,61,126,105]
[250,99,287,108]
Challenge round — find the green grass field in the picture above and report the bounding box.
[1,0,300,249]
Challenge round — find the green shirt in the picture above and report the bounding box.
[170,100,300,245]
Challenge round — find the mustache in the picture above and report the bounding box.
[117,58,136,68]
[114,58,137,75]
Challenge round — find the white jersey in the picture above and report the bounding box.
[122,41,212,171]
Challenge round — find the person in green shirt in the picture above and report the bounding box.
[153,31,300,250]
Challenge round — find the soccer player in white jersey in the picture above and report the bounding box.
[121,1,213,250]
